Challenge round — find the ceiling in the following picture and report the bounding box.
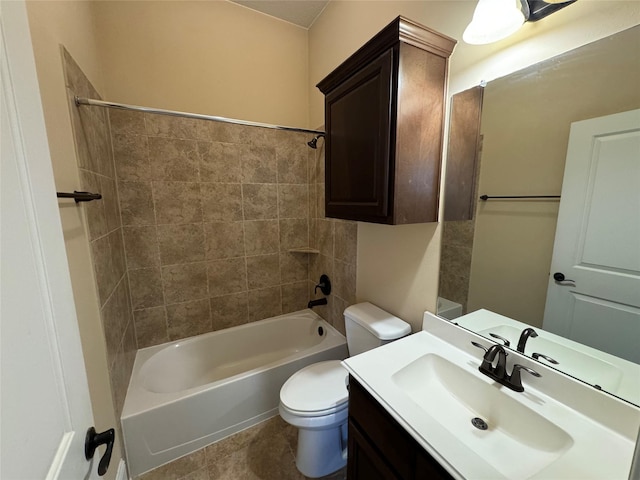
[229,0,329,28]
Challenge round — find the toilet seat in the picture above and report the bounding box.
[280,360,348,417]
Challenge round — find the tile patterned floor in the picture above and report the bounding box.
[137,416,346,480]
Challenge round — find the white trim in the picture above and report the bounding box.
[115,460,129,480]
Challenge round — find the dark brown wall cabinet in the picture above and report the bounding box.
[348,376,454,480]
[317,17,456,224]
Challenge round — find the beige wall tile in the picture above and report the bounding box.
[79,169,108,239]
[109,109,145,136]
[158,223,206,265]
[162,262,208,304]
[118,181,155,225]
[145,113,202,140]
[309,281,331,323]
[67,93,93,172]
[277,144,307,184]
[316,183,325,218]
[210,292,249,331]
[242,183,277,220]
[310,253,333,284]
[334,221,357,264]
[82,108,114,178]
[244,220,279,256]
[201,183,243,222]
[248,286,282,322]
[281,282,309,314]
[148,137,199,181]
[101,278,129,367]
[112,133,150,181]
[129,267,164,309]
[100,176,121,233]
[133,307,168,348]
[204,121,251,144]
[90,234,119,306]
[280,252,308,284]
[207,257,247,297]
[278,184,308,219]
[123,226,160,269]
[279,218,308,252]
[198,142,242,183]
[241,145,276,183]
[316,219,334,257]
[246,254,280,290]
[110,229,127,279]
[331,296,349,336]
[334,260,356,304]
[166,299,212,340]
[204,222,245,260]
[154,181,202,224]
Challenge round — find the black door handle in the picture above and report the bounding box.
[553,272,576,286]
[85,427,114,476]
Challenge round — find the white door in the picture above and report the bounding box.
[543,109,640,363]
[1,1,100,478]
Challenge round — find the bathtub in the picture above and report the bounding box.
[121,309,348,477]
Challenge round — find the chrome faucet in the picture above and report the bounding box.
[516,327,538,353]
[472,341,541,392]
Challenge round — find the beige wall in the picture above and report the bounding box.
[92,1,309,128]
[308,1,640,330]
[468,26,640,327]
[26,1,121,477]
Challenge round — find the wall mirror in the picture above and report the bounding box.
[439,25,640,406]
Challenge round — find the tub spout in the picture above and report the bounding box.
[308,298,327,309]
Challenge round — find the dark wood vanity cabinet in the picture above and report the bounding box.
[317,17,456,224]
[347,376,453,480]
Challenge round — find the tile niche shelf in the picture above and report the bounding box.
[288,248,320,254]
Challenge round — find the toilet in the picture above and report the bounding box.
[279,302,411,478]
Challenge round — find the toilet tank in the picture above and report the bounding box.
[344,302,411,356]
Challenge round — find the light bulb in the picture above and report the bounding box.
[463,0,525,45]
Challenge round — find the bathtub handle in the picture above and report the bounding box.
[85,426,115,476]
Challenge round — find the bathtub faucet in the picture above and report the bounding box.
[308,298,328,309]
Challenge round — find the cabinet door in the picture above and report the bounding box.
[325,48,394,223]
[348,420,402,480]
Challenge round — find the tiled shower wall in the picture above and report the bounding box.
[438,220,474,314]
[308,142,358,334]
[109,111,317,348]
[63,49,136,423]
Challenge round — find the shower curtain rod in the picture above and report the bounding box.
[74,97,325,136]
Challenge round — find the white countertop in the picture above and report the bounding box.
[342,314,640,480]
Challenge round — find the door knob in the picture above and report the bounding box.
[553,272,576,286]
[85,427,114,476]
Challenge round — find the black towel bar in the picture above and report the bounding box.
[57,191,102,203]
[480,195,560,201]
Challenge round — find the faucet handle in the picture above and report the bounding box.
[508,364,541,392]
[471,341,488,353]
[532,353,559,365]
[489,333,511,347]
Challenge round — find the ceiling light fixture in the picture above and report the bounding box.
[463,0,577,45]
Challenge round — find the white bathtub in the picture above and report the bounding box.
[121,309,348,477]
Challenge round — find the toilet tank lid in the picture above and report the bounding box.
[344,302,411,340]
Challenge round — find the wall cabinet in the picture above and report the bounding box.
[317,17,456,224]
[347,376,453,480]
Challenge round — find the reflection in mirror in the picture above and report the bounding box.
[439,26,640,406]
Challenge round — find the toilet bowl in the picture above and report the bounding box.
[279,303,410,478]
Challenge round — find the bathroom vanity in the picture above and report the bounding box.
[348,377,452,480]
[342,312,640,479]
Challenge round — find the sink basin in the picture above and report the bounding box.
[392,353,573,479]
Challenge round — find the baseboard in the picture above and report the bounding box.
[115,460,128,480]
